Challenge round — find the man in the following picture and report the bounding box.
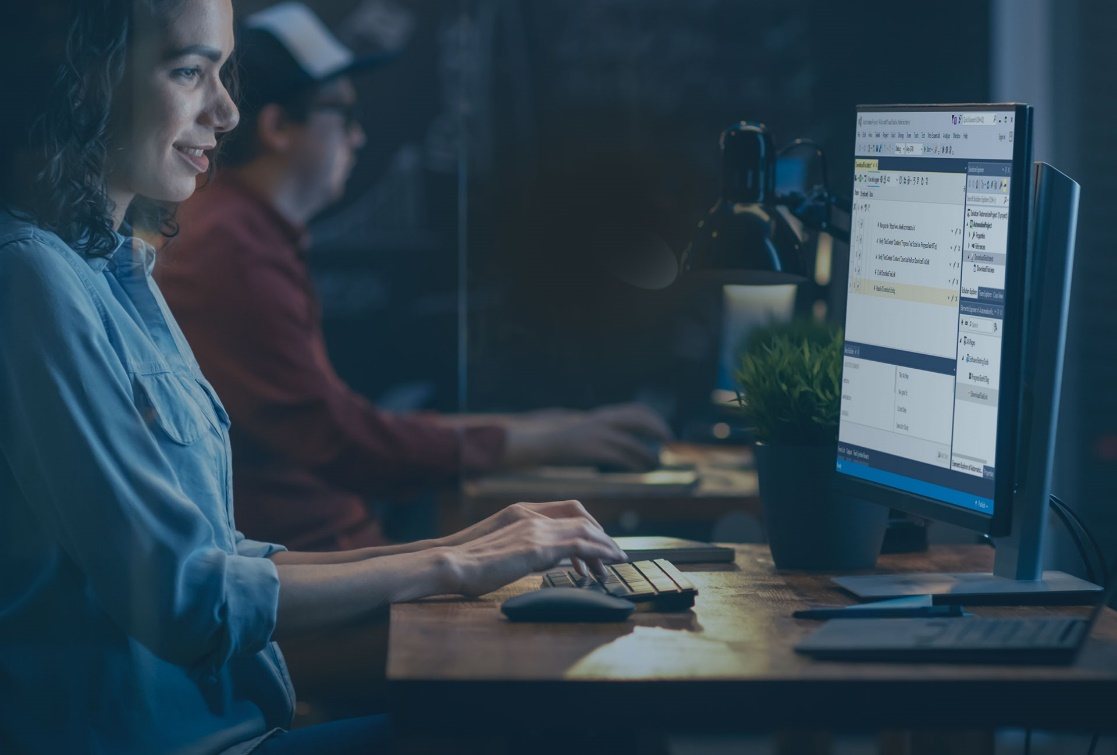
[156,2,670,550]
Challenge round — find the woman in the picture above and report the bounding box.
[0,1,625,753]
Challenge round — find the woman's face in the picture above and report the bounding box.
[108,0,238,205]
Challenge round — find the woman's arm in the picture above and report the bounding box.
[268,500,607,566]
[270,510,626,641]
[0,240,279,672]
[271,548,454,638]
[269,538,442,565]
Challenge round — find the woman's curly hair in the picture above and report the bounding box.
[0,0,234,258]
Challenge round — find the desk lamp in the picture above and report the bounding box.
[680,121,850,286]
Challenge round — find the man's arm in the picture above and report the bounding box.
[432,404,675,470]
[158,229,506,495]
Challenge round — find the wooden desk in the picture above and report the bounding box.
[443,443,760,538]
[387,545,1117,737]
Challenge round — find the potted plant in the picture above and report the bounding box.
[735,320,887,570]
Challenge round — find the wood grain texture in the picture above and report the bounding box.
[387,545,1117,734]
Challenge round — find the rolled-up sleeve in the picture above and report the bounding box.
[0,236,278,674]
[235,530,288,559]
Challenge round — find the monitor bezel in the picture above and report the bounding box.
[832,102,1033,537]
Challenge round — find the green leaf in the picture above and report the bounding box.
[733,319,843,443]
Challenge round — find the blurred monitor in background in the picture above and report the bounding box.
[712,284,797,406]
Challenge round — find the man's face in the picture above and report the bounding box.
[287,77,366,214]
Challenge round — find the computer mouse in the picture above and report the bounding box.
[501,588,636,623]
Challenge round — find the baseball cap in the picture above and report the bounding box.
[235,2,395,111]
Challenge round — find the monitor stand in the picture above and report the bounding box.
[832,569,1101,606]
[835,163,1103,606]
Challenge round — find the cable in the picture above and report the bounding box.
[777,138,830,194]
[1086,731,1099,755]
[1051,498,1098,583]
[1049,497,1096,584]
[1051,494,1109,587]
[982,495,1106,587]
[1024,727,1032,755]
[1045,491,1108,585]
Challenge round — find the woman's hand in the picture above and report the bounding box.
[439,515,628,598]
[437,500,612,577]
[438,499,600,545]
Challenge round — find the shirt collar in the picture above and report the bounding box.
[217,172,310,250]
[84,253,112,273]
[95,231,157,278]
[81,236,120,274]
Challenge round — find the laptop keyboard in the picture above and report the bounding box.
[542,558,697,611]
[919,617,1085,649]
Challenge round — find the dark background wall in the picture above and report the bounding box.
[1051,0,1117,567]
[230,0,1115,566]
[277,0,991,419]
[459,0,994,423]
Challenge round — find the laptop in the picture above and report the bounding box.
[796,571,1116,664]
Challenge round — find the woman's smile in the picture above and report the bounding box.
[173,142,213,173]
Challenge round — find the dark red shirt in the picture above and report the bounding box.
[155,174,505,549]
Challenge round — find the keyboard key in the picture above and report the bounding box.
[606,583,633,598]
[613,565,641,584]
[546,573,574,588]
[539,559,697,610]
[654,559,697,591]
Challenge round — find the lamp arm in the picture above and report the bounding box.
[777,187,851,245]
[778,138,831,192]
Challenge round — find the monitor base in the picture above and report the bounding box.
[832,570,1102,606]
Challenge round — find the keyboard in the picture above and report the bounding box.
[796,616,1090,664]
[911,617,1085,650]
[542,558,697,611]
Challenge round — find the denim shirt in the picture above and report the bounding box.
[0,211,294,754]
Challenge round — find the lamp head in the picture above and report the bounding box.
[722,121,775,204]
[681,122,808,285]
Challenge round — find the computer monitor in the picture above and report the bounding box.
[831,103,1100,604]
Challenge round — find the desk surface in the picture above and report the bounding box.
[387,544,1117,733]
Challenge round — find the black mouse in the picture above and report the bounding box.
[501,588,635,623]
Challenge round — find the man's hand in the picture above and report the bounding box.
[502,402,672,471]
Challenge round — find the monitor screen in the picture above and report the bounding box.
[836,105,1026,524]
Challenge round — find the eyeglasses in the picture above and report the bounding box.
[309,100,360,131]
